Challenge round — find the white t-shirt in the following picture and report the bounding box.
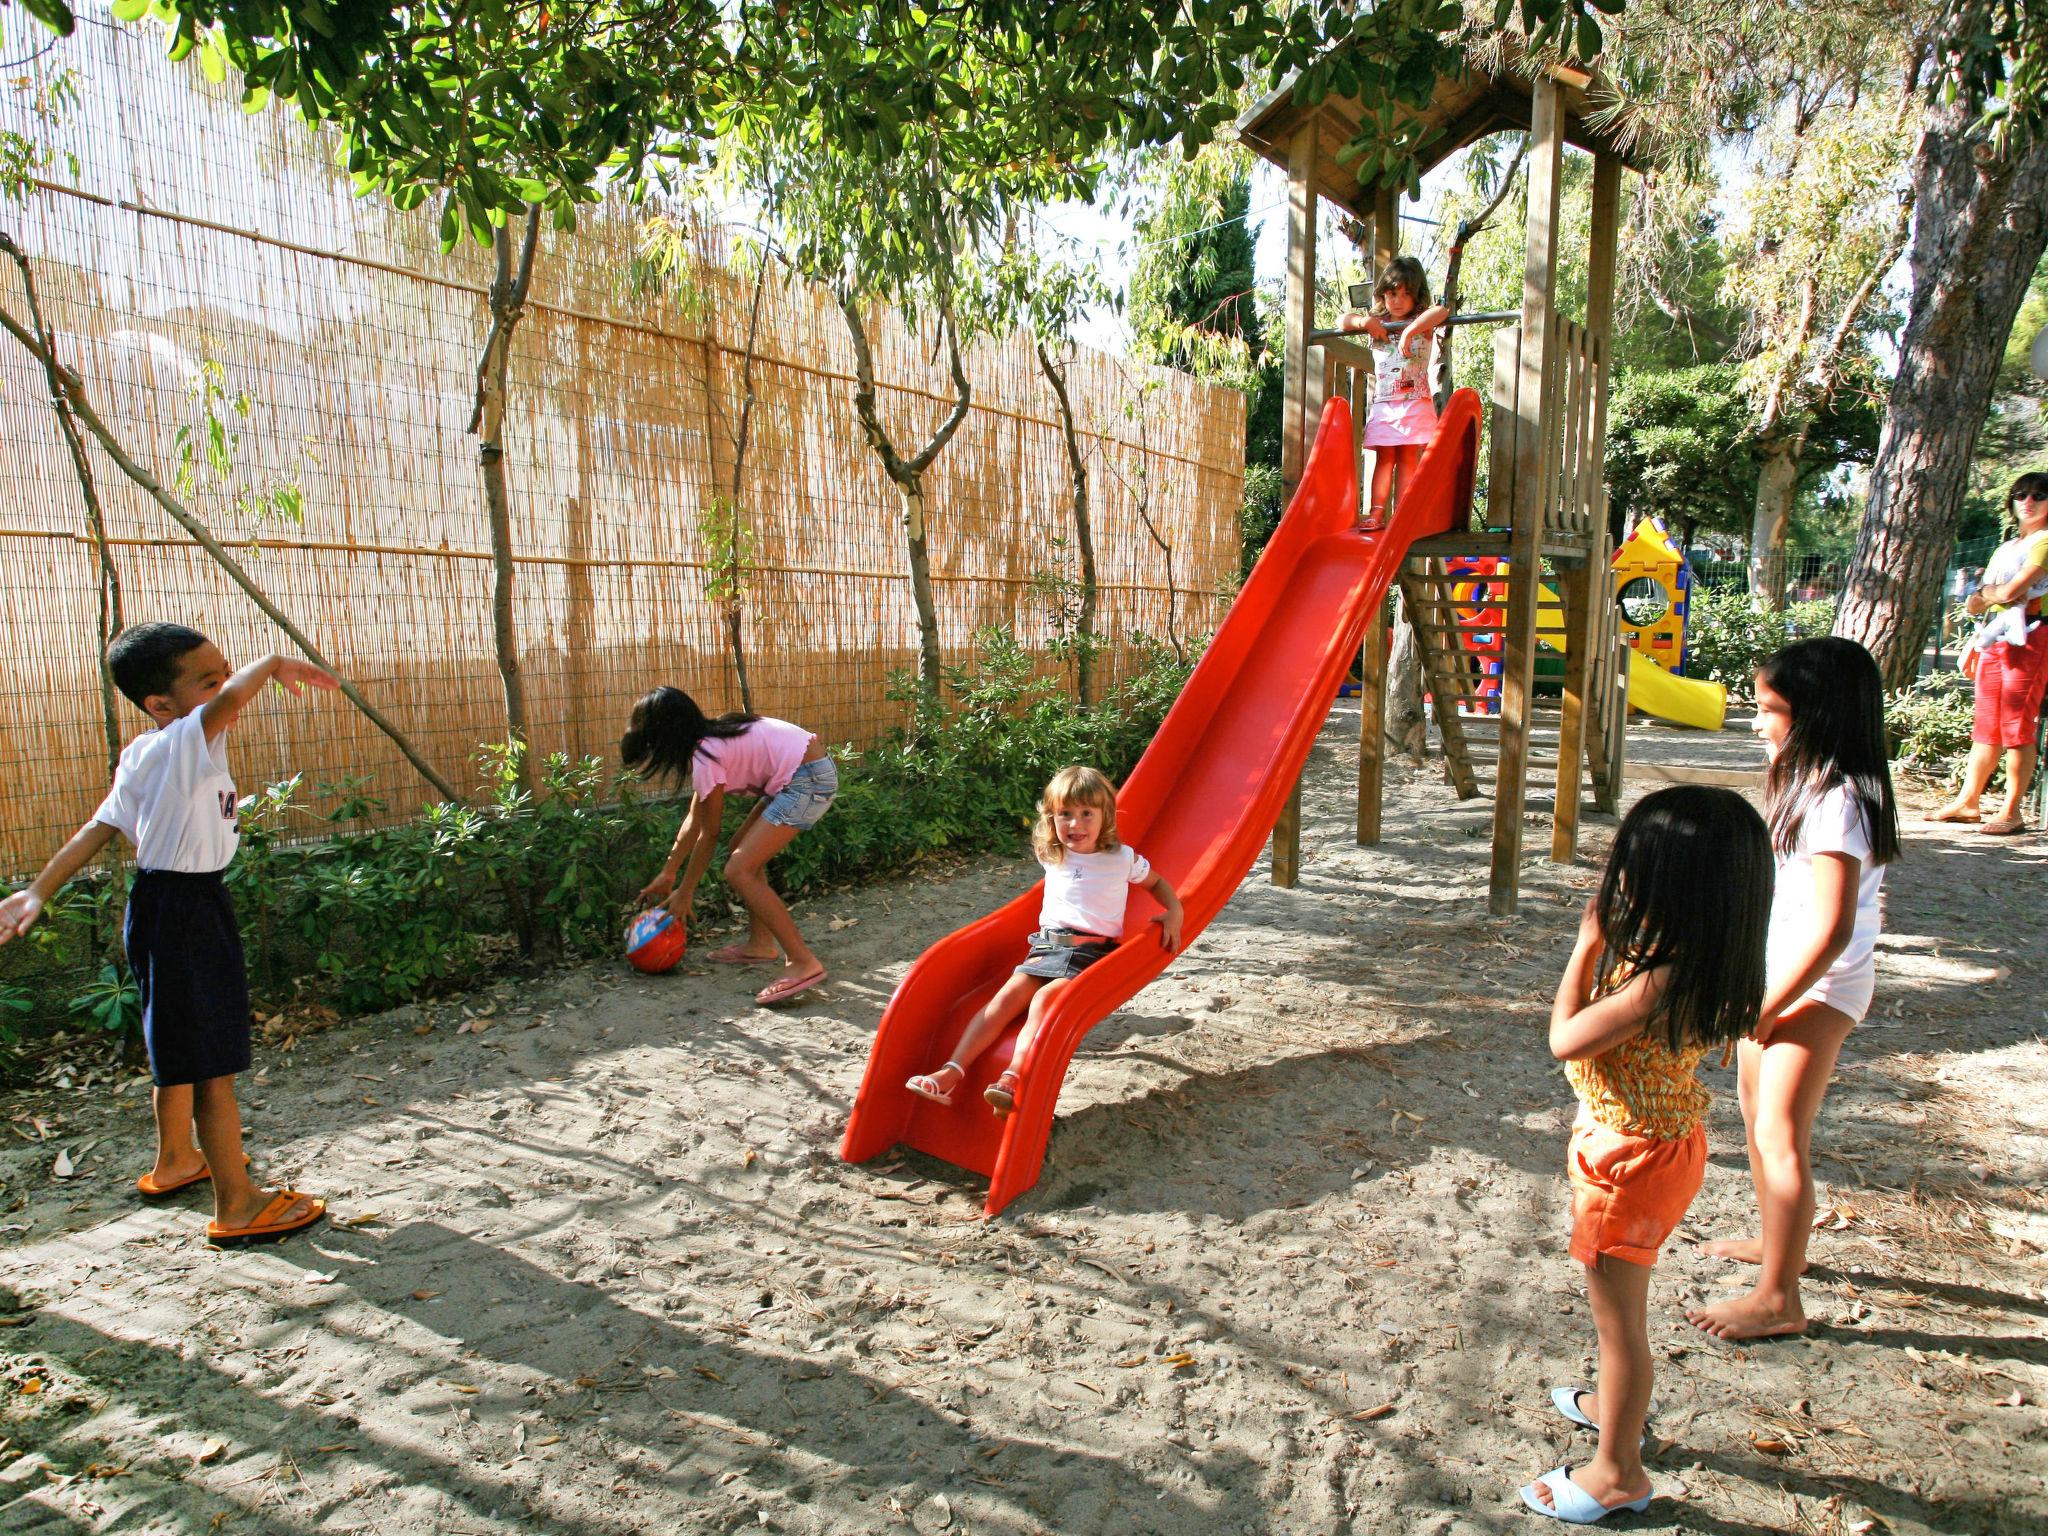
[1766,782,1884,1020]
[92,711,241,874]
[1037,845,1153,939]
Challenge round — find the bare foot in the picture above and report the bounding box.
[1685,1291,1808,1340]
[1927,802,1981,824]
[1697,1236,1809,1274]
[1527,1465,1653,1513]
[147,1147,208,1188]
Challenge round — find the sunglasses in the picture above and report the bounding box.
[2017,490,2048,502]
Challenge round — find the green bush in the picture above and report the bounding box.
[1682,588,1837,695]
[1885,673,1979,786]
[0,629,1198,1055]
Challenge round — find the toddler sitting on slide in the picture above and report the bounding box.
[907,766,1183,1116]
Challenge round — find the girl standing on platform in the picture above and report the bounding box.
[1689,637,1900,1341]
[905,767,1182,1117]
[1337,254,1449,531]
[1523,785,1772,1525]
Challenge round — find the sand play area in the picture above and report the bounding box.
[0,704,2043,1535]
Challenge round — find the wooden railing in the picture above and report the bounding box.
[1488,314,1607,542]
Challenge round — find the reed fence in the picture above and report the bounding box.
[0,23,1244,878]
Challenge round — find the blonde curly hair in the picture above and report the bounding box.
[1031,765,1120,864]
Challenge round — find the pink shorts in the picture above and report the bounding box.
[1364,397,1438,449]
[1972,621,2048,749]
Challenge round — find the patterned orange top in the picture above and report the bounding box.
[1566,1030,1711,1141]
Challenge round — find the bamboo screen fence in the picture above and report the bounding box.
[0,25,1244,878]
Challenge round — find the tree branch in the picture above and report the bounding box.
[0,302,462,804]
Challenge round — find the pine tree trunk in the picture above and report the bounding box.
[1384,590,1428,763]
[1835,108,2048,689]
[1747,430,1806,610]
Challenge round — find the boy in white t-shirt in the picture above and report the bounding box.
[0,624,335,1246]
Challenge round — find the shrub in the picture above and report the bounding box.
[1683,588,1836,695]
[1885,673,1979,786]
[0,629,1199,1056]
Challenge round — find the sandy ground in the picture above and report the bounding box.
[1,701,2044,1536]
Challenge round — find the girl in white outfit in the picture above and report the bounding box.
[907,767,1183,1116]
[1688,638,1900,1341]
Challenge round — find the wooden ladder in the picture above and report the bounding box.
[1396,554,1606,806]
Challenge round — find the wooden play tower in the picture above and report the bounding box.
[1239,51,1646,915]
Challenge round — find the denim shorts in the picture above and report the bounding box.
[1015,927,1116,980]
[763,757,838,830]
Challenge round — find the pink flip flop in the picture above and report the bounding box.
[709,944,779,965]
[756,969,827,1006]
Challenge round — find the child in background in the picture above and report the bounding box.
[623,687,838,1007]
[1689,637,1900,1341]
[906,767,1183,1116]
[0,624,333,1246]
[1525,785,1773,1524]
[1337,254,1449,531]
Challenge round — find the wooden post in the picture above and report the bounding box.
[1487,72,1565,917]
[1585,152,1623,547]
[1584,150,1626,814]
[1371,184,1398,280]
[1272,119,1320,889]
[1272,783,1304,885]
[1279,122,1321,502]
[1358,596,1388,843]
[1550,560,1593,862]
[1354,182,1399,845]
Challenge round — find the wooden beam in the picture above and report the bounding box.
[1358,598,1388,843]
[1372,184,1399,276]
[1272,781,1303,887]
[1487,70,1564,918]
[1632,763,1763,790]
[1274,121,1318,888]
[1549,561,1594,862]
[1586,151,1623,547]
[1279,121,1321,501]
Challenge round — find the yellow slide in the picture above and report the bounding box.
[1534,584,1728,731]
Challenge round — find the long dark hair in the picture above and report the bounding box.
[619,687,758,784]
[1757,637,1900,866]
[1595,785,1773,1052]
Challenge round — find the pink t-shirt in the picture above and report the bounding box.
[691,717,815,797]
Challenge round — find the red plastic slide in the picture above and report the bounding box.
[840,391,1482,1215]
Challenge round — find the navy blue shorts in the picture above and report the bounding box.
[125,869,253,1088]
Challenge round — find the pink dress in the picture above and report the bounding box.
[1363,333,1439,448]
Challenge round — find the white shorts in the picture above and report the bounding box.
[1795,961,1874,1024]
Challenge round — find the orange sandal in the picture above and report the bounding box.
[137,1153,251,1200]
[984,1069,1020,1117]
[206,1190,326,1248]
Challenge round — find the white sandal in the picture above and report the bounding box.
[906,1063,965,1106]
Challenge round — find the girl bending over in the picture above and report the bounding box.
[623,687,839,1008]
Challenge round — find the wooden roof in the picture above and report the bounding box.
[1235,52,1650,214]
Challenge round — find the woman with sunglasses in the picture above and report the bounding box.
[1931,472,2048,835]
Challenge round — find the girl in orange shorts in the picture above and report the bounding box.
[1522,786,1772,1524]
